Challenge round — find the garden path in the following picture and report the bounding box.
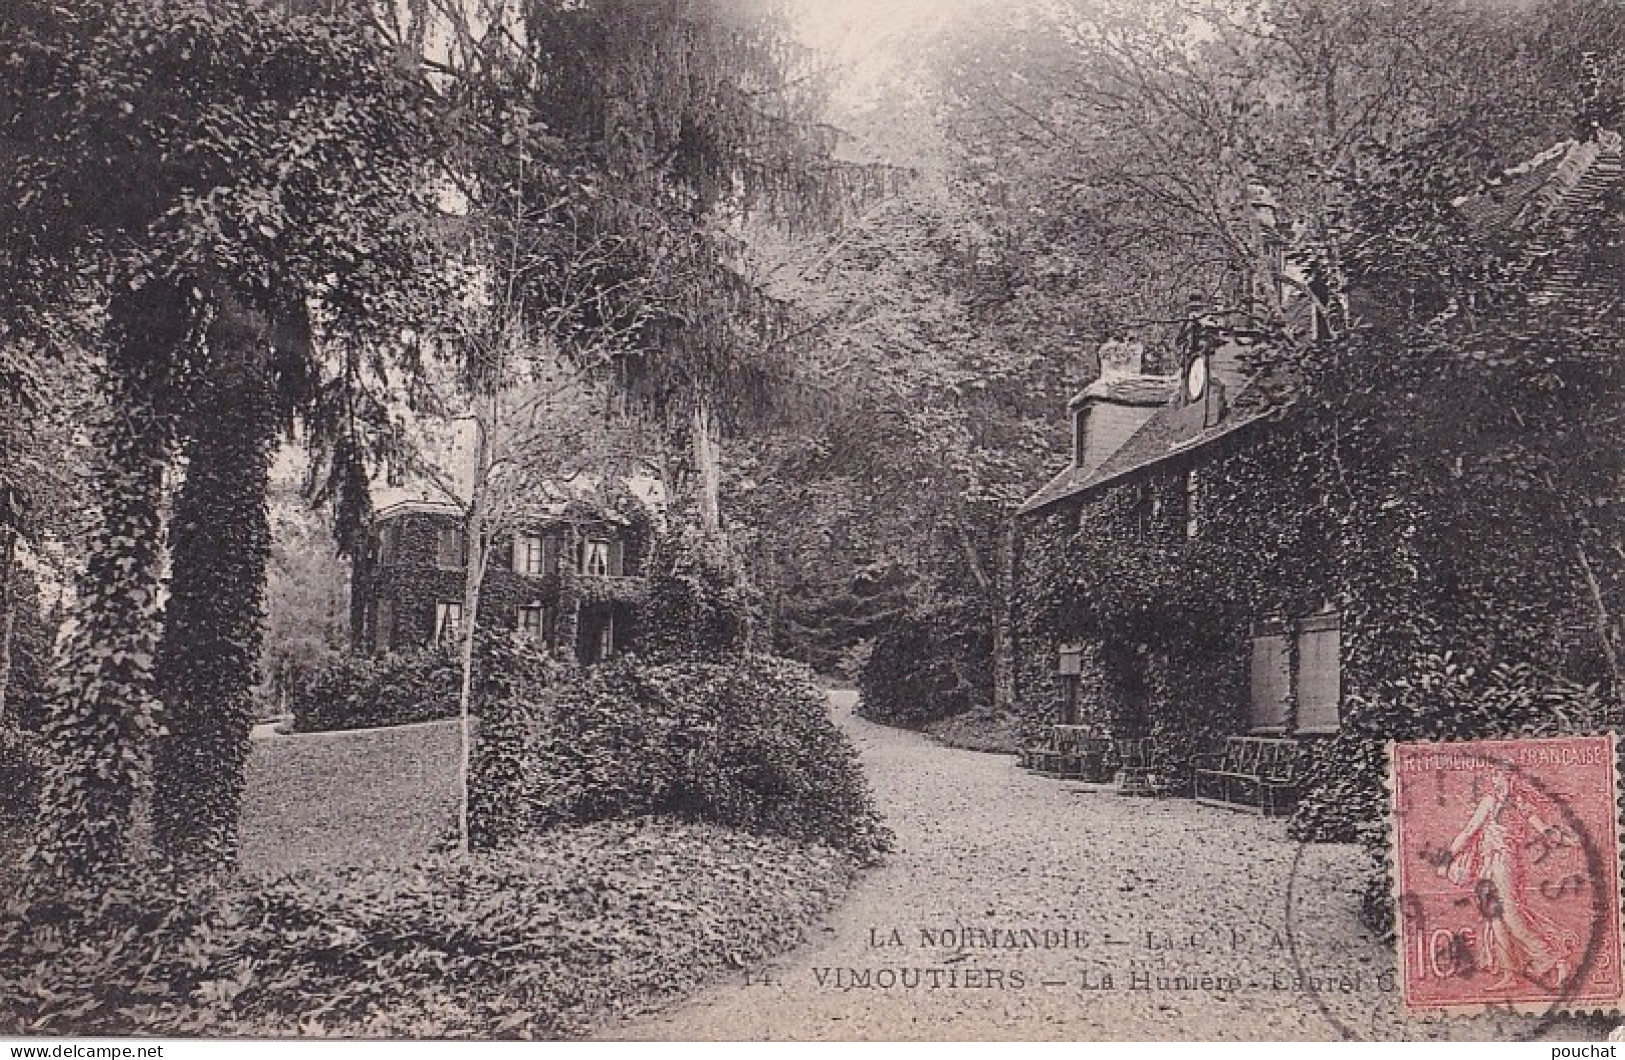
[604,694,1588,1042]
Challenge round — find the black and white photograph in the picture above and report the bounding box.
[1,0,1623,1044]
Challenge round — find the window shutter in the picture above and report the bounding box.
[543,536,558,576]
[1294,613,1341,733]
[512,533,524,574]
[1057,647,1083,676]
[1248,624,1290,732]
[608,540,625,577]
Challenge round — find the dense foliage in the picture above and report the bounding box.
[288,646,461,734]
[3,0,445,883]
[473,654,891,862]
[640,528,758,661]
[0,819,854,1038]
[857,607,992,728]
[1333,654,1609,933]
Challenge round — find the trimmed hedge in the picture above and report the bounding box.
[288,645,460,733]
[474,654,892,862]
[0,819,855,1038]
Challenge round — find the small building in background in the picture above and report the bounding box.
[350,481,657,667]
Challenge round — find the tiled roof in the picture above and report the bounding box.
[1454,130,1624,309]
[1017,376,1273,516]
[1454,131,1623,233]
[1066,375,1178,410]
[1019,133,1621,520]
[373,498,463,521]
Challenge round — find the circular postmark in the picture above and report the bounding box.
[1283,741,1621,1041]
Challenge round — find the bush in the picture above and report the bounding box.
[0,819,854,1038]
[1291,654,1607,845]
[288,644,461,733]
[641,528,758,661]
[857,609,992,728]
[474,654,891,862]
[1285,654,1608,931]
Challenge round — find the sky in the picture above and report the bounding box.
[789,0,1002,113]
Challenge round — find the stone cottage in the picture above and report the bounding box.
[1007,120,1625,807]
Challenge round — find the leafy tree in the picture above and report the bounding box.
[1,0,444,881]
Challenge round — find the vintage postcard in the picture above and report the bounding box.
[2,0,1623,1047]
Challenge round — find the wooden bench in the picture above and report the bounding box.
[1193,736,1300,816]
[1022,726,1112,782]
[1114,737,1172,796]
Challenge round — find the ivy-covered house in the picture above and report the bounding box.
[1009,119,1625,823]
[351,493,651,666]
[1010,317,1342,784]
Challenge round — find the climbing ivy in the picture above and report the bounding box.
[29,285,194,884]
[152,296,282,875]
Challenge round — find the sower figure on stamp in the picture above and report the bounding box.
[1437,767,1581,992]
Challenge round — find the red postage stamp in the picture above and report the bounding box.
[1390,734,1623,1014]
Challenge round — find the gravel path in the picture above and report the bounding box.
[605,695,1597,1041]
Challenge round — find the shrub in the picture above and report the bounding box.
[474,654,891,862]
[857,608,992,728]
[1291,654,1607,845]
[288,644,460,733]
[1285,654,1608,931]
[0,819,854,1038]
[641,528,758,661]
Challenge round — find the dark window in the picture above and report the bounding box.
[1133,484,1155,542]
[434,601,463,643]
[375,599,394,654]
[436,524,467,569]
[517,605,548,639]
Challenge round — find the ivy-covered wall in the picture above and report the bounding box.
[350,507,650,661]
[1012,420,1336,796]
[1014,385,1612,841]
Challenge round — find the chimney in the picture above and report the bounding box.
[1245,180,1285,315]
[1096,338,1145,381]
[1070,338,1174,475]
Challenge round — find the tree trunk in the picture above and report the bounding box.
[456,394,497,856]
[993,522,1016,714]
[31,282,185,885]
[692,400,722,537]
[0,526,16,725]
[151,293,279,876]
